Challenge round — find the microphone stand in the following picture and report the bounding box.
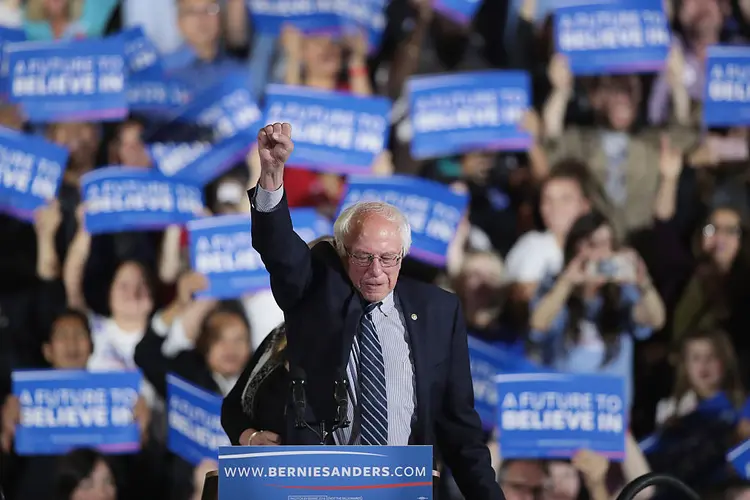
[615,473,700,500]
[327,378,351,443]
[290,373,326,445]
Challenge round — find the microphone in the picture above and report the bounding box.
[290,366,308,429]
[333,373,350,429]
[615,473,700,500]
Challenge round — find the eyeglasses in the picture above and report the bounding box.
[704,223,742,238]
[346,250,402,268]
[179,3,220,17]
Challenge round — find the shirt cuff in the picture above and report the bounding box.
[150,312,169,337]
[254,184,284,213]
[161,317,195,357]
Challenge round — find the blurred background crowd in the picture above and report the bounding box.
[2,0,750,499]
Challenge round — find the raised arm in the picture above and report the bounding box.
[63,205,91,311]
[250,123,315,311]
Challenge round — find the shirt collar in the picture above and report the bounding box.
[378,291,396,315]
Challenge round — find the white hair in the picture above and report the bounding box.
[334,201,412,257]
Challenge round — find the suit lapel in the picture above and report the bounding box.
[395,281,430,444]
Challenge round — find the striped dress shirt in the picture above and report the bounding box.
[253,185,417,445]
[334,292,416,446]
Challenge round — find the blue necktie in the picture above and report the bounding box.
[359,302,388,445]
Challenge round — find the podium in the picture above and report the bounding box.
[210,445,436,499]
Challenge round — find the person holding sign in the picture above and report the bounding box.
[246,122,503,500]
[1,308,151,500]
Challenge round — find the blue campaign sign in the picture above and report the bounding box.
[290,207,334,243]
[188,209,332,299]
[264,84,391,174]
[495,372,626,460]
[12,369,141,456]
[468,336,541,430]
[127,77,192,115]
[0,27,26,98]
[167,74,262,185]
[340,0,387,54]
[408,71,532,159]
[0,126,68,222]
[339,175,468,266]
[434,0,482,26]
[218,445,433,500]
[703,46,750,126]
[188,214,268,299]
[117,26,163,78]
[554,0,670,75]
[248,0,343,35]
[167,374,230,466]
[729,440,750,479]
[149,141,213,178]
[82,166,203,235]
[6,36,128,122]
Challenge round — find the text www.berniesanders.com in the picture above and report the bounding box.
[224,466,428,479]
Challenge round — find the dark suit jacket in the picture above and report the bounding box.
[249,189,504,500]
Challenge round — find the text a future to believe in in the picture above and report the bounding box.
[18,386,138,428]
[500,391,625,433]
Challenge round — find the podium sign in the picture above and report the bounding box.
[218,445,433,499]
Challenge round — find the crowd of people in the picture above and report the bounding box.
[0,0,750,499]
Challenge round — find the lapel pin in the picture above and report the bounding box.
[411,314,418,320]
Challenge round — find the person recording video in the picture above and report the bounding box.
[529,211,666,407]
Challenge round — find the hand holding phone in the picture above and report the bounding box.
[585,253,636,283]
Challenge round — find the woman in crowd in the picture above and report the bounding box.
[54,448,119,500]
[133,272,252,400]
[529,211,665,405]
[221,323,288,447]
[670,205,750,374]
[657,329,745,425]
[646,329,746,491]
[133,271,252,500]
[652,131,750,382]
[63,222,157,383]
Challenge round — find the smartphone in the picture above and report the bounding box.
[586,254,636,282]
[708,136,749,162]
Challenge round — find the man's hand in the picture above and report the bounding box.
[257,123,294,191]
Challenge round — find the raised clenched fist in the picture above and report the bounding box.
[258,122,294,172]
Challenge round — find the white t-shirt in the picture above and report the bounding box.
[87,314,159,408]
[87,314,145,372]
[501,231,563,284]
